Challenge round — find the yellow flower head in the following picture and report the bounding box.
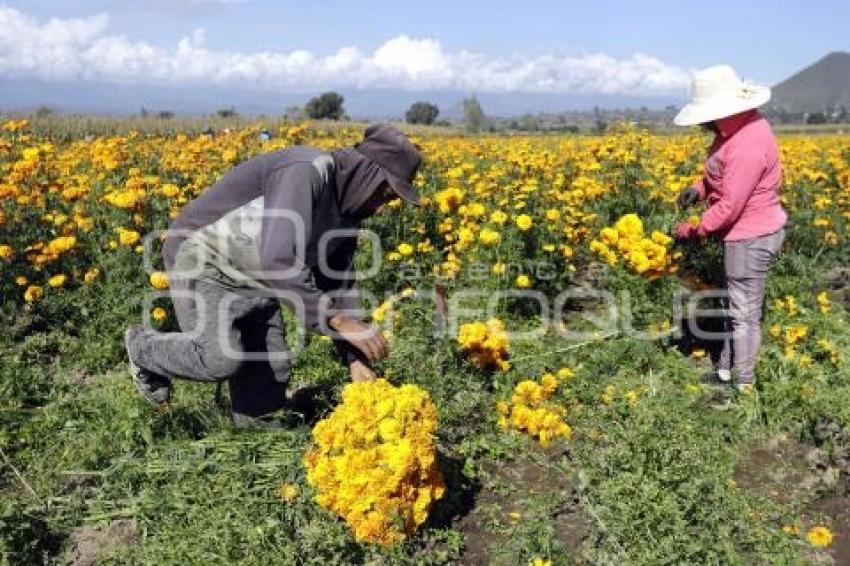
[24,285,44,302]
[515,214,534,231]
[806,525,833,548]
[279,483,298,502]
[149,271,169,289]
[304,379,444,545]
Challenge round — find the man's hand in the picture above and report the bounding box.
[677,187,700,209]
[329,315,389,363]
[349,359,377,382]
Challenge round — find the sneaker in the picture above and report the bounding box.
[124,326,172,406]
[699,370,732,386]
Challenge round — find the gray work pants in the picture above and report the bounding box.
[128,275,290,418]
[719,229,785,384]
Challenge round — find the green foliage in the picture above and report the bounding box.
[462,96,488,133]
[405,101,440,125]
[305,92,345,121]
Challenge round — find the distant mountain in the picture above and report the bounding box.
[770,51,850,113]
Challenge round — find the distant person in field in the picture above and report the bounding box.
[124,124,422,425]
[673,65,787,392]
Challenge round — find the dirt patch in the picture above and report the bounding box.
[821,268,850,309]
[736,429,850,563]
[733,433,817,504]
[63,519,138,566]
[458,454,590,564]
[805,496,850,565]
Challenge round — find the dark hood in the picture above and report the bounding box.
[330,148,386,219]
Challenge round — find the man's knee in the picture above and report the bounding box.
[202,349,244,380]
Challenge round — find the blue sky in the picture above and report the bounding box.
[1,0,847,115]
[8,0,848,84]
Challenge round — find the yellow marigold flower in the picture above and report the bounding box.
[817,291,830,314]
[116,228,141,247]
[83,268,100,283]
[149,271,169,289]
[530,558,552,566]
[492,262,507,275]
[434,187,464,213]
[397,243,414,257]
[557,367,575,380]
[478,228,501,246]
[304,379,444,545]
[279,483,298,502]
[104,190,143,210]
[600,227,619,245]
[48,274,67,288]
[545,209,561,222]
[46,235,76,256]
[515,274,532,288]
[151,307,168,322]
[515,214,533,231]
[22,147,40,161]
[24,285,44,302]
[15,275,29,286]
[540,373,558,394]
[650,230,672,246]
[160,183,180,198]
[806,525,833,548]
[457,319,510,371]
[502,376,571,447]
[490,210,508,224]
[372,298,393,324]
[0,244,13,260]
[615,213,643,237]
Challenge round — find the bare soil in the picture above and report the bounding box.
[63,519,137,566]
[458,453,589,564]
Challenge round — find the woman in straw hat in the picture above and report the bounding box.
[673,65,787,393]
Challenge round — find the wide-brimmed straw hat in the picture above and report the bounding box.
[674,65,771,127]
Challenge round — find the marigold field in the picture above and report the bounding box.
[2,117,850,564]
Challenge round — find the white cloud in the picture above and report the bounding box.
[0,6,690,95]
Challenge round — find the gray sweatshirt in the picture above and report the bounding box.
[162,146,382,341]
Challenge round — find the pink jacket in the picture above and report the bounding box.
[693,110,787,241]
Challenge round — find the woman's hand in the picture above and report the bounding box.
[674,222,699,241]
[677,186,700,209]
